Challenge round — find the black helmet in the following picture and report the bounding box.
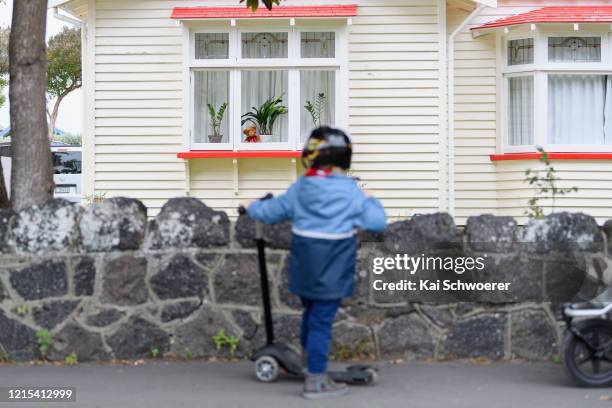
[302,127,352,170]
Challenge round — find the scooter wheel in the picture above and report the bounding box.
[366,368,379,385]
[563,319,612,387]
[254,355,280,383]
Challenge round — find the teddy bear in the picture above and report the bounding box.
[243,125,260,143]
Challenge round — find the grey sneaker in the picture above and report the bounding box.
[303,373,349,400]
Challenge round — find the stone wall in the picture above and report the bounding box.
[0,197,610,363]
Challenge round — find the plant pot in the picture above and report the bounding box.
[208,134,223,144]
[259,134,273,143]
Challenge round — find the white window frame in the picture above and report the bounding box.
[183,22,348,151]
[500,27,612,153]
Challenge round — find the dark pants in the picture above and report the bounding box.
[300,298,342,374]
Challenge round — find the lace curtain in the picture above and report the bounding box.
[508,76,534,145]
[548,75,612,145]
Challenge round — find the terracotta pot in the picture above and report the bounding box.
[208,134,223,143]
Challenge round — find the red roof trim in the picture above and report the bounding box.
[490,152,612,161]
[177,151,302,159]
[473,6,612,30]
[171,5,357,20]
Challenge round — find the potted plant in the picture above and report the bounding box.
[304,93,327,127]
[207,102,227,143]
[241,96,288,143]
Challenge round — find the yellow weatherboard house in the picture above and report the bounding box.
[51,0,612,223]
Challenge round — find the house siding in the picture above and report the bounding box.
[86,0,443,217]
[448,0,612,224]
[70,0,612,223]
[448,0,499,224]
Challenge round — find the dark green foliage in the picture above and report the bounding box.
[241,95,288,135]
[47,27,81,99]
[240,0,281,11]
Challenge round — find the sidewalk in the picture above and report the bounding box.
[0,360,609,408]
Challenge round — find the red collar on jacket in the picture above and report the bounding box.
[305,168,334,177]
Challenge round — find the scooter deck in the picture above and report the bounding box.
[280,366,377,385]
[328,366,378,385]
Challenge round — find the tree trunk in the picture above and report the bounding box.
[9,0,53,210]
[48,95,63,141]
[0,160,9,208]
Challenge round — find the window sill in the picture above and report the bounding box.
[491,152,612,161]
[177,150,302,159]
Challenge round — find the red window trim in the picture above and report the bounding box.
[177,151,302,159]
[171,5,358,20]
[491,152,612,161]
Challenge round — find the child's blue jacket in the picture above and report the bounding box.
[247,174,387,300]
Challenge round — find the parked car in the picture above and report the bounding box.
[0,141,82,204]
[52,143,82,203]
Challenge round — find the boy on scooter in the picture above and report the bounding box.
[243,127,387,399]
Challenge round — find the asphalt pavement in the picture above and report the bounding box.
[0,360,610,408]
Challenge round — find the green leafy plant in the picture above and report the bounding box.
[150,347,160,359]
[0,76,6,109]
[207,102,228,143]
[15,305,29,317]
[0,344,12,363]
[240,0,281,11]
[212,329,240,359]
[36,329,53,360]
[304,93,327,127]
[65,352,78,366]
[241,95,288,136]
[83,191,106,205]
[184,349,193,360]
[524,147,578,219]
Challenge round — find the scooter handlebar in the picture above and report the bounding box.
[237,193,274,216]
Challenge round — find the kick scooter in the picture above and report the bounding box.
[239,197,378,385]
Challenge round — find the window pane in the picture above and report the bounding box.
[507,38,533,66]
[548,37,601,62]
[194,71,230,144]
[300,71,336,142]
[52,152,81,174]
[242,32,288,59]
[301,32,335,58]
[508,76,534,145]
[195,33,229,59]
[241,70,288,143]
[548,75,612,145]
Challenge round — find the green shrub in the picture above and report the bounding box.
[212,329,240,359]
[36,329,53,359]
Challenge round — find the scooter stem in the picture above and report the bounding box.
[255,220,275,345]
[254,220,263,240]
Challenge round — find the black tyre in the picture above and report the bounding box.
[562,319,612,387]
